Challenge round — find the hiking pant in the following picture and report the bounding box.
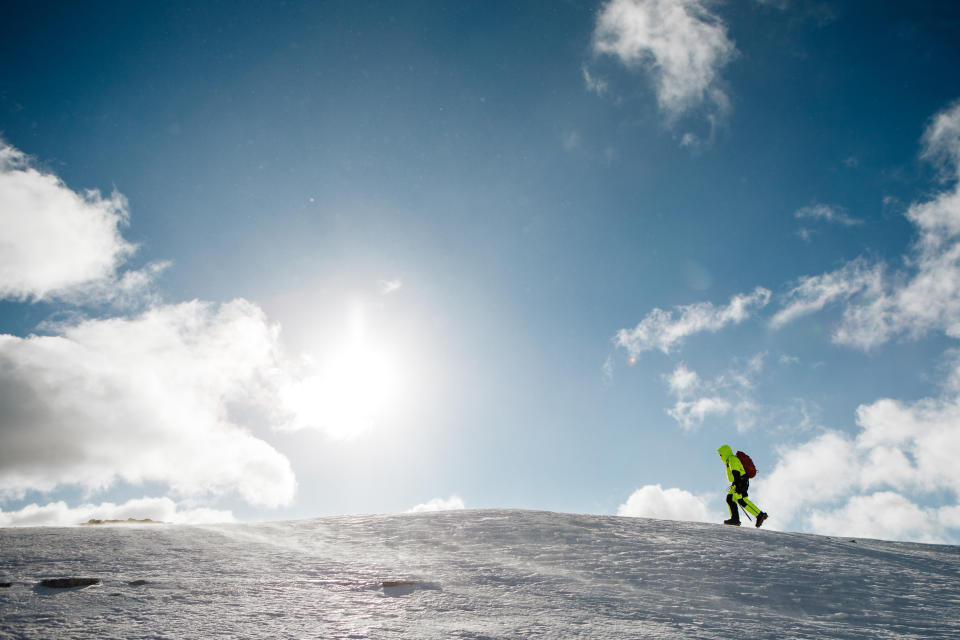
[726,485,762,521]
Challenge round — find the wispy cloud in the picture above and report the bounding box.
[582,65,609,96]
[378,279,403,295]
[615,287,770,359]
[562,130,582,152]
[668,396,732,431]
[794,204,864,243]
[663,355,766,431]
[770,258,884,329]
[795,203,864,226]
[592,0,736,128]
[664,363,730,430]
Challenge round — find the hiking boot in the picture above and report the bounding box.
[755,512,768,528]
[723,518,741,526]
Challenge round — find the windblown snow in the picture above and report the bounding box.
[1,510,958,638]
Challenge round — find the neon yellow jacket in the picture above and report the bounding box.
[717,444,745,482]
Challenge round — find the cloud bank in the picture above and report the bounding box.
[408,496,466,513]
[617,484,716,523]
[0,300,297,507]
[0,497,234,527]
[758,361,960,543]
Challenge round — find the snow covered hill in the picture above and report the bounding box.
[1,510,958,639]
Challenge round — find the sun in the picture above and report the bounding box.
[283,307,403,440]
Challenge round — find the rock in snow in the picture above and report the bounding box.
[38,578,101,589]
[1,509,958,638]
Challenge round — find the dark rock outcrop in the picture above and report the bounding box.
[39,578,101,589]
[81,518,163,526]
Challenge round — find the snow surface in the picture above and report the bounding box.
[1,509,959,639]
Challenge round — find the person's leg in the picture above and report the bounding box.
[737,497,762,517]
[725,492,741,523]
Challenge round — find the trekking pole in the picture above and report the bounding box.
[730,483,754,522]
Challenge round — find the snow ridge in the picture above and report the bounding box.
[1,509,958,638]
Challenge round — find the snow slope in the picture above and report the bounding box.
[1,510,958,639]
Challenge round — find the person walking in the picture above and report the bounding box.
[717,444,768,528]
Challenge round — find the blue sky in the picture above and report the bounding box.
[2,1,960,543]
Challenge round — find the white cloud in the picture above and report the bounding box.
[833,198,960,350]
[562,130,582,151]
[592,0,736,123]
[668,396,732,431]
[770,258,884,329]
[808,493,949,544]
[615,287,770,358]
[617,484,716,522]
[378,279,403,295]
[772,102,960,350]
[0,140,164,303]
[0,299,297,508]
[921,99,960,181]
[757,356,960,542]
[0,143,307,512]
[663,355,767,431]
[408,495,465,513]
[0,141,418,519]
[794,203,864,227]
[795,203,863,244]
[582,66,609,95]
[666,362,699,394]
[0,497,234,527]
[752,103,960,543]
[756,431,859,525]
[602,354,616,381]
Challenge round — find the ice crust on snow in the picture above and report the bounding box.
[1,509,959,638]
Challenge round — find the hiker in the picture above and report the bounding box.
[717,444,768,528]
